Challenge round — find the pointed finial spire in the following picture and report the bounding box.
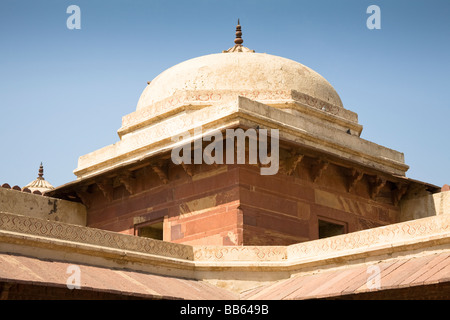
[234,19,243,45]
[222,19,255,53]
[38,162,44,180]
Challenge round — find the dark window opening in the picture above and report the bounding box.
[137,221,164,240]
[318,219,346,239]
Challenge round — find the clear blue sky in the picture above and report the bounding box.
[1,0,449,189]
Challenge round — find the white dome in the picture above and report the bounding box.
[136,51,343,111]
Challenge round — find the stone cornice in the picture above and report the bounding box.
[1,211,448,275]
[74,96,407,180]
[118,89,358,138]
[235,97,408,175]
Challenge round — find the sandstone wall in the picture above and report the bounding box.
[86,164,242,245]
[85,157,405,246]
[0,187,86,225]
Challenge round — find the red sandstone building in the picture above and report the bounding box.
[0,23,449,300]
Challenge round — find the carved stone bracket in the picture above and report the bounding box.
[347,168,364,193]
[118,171,137,195]
[76,186,92,208]
[392,183,408,206]
[368,176,387,199]
[152,163,169,184]
[181,163,195,177]
[310,159,329,182]
[96,179,114,202]
[280,152,304,176]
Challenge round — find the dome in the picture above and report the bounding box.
[136,51,343,111]
[24,163,54,194]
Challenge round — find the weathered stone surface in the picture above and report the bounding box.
[136,52,344,111]
[0,187,86,226]
[400,189,450,221]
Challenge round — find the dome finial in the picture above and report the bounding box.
[24,162,54,193]
[223,20,254,53]
[234,19,243,45]
[38,162,44,180]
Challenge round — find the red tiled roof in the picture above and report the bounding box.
[1,251,448,300]
[0,253,238,300]
[242,251,450,300]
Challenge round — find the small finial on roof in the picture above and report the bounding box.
[38,162,44,180]
[223,19,255,53]
[23,162,54,193]
[234,19,243,45]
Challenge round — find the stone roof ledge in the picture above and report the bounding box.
[0,210,449,296]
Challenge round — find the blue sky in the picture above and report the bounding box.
[1,0,449,189]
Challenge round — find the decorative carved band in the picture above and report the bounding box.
[288,214,450,261]
[0,212,193,261]
[193,246,287,262]
[1,212,448,264]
